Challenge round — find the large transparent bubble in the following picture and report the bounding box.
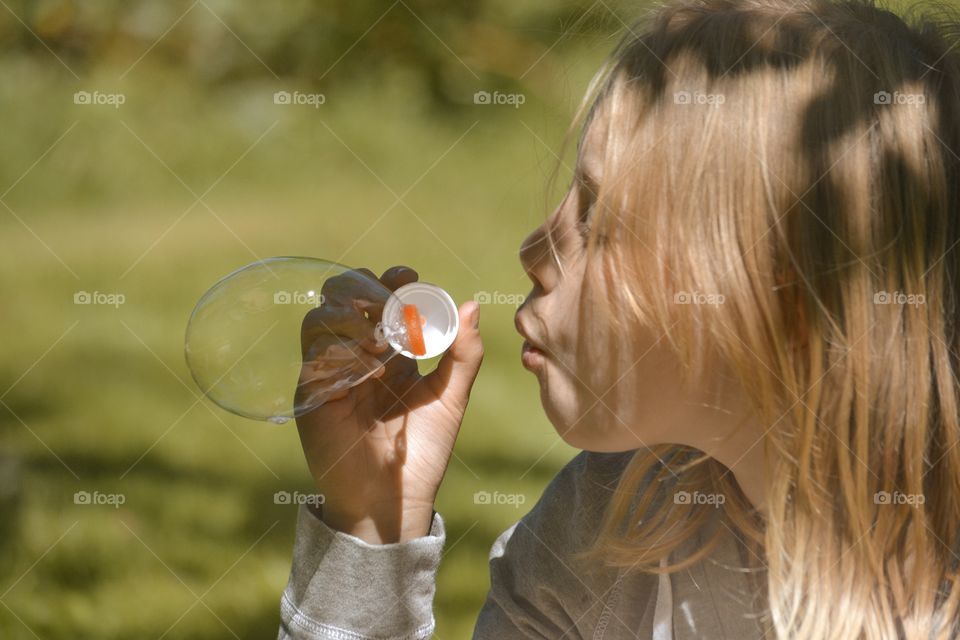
[184,257,459,424]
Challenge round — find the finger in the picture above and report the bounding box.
[424,301,483,417]
[320,269,389,307]
[380,266,419,292]
[353,298,387,325]
[310,341,385,373]
[325,388,351,402]
[354,267,378,281]
[297,382,351,411]
[296,343,386,405]
[301,305,380,353]
[347,266,416,326]
[295,331,387,411]
[297,350,387,410]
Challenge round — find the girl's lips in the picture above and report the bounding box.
[521,340,546,370]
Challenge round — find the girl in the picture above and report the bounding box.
[280,0,960,637]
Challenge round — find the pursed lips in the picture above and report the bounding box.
[514,312,548,369]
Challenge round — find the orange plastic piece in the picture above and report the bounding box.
[402,304,426,356]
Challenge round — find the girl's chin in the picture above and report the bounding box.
[540,387,592,447]
[555,425,644,453]
[545,399,651,452]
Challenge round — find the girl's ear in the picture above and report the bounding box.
[773,266,809,354]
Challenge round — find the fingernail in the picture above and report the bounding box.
[468,301,480,329]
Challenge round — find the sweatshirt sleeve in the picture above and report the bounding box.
[278,504,445,640]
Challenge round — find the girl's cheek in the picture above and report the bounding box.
[547,287,581,352]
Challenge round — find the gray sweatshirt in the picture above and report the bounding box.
[278,451,766,639]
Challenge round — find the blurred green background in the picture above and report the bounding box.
[0,0,937,638]
[0,1,627,638]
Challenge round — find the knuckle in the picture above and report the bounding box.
[472,343,485,363]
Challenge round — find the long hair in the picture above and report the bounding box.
[570,0,960,637]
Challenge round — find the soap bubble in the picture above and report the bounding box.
[184,257,458,424]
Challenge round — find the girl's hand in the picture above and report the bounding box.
[294,265,483,543]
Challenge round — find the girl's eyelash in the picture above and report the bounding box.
[576,175,598,236]
[577,204,594,235]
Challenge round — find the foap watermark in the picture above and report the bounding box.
[474,291,525,307]
[674,290,725,306]
[674,490,726,508]
[473,90,526,109]
[74,490,126,508]
[873,290,925,307]
[274,90,326,108]
[874,90,925,107]
[74,291,125,308]
[473,490,526,508]
[874,490,925,507]
[73,90,125,109]
[274,490,325,506]
[274,290,324,307]
[674,91,725,106]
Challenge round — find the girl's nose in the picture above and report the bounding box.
[519,225,549,282]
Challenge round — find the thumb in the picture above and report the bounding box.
[425,300,483,414]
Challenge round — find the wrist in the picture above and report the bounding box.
[316,503,435,544]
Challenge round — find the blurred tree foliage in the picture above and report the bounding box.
[1,0,629,104]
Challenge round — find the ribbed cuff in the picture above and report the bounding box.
[280,504,445,640]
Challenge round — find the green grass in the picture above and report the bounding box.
[4,0,956,636]
[0,47,604,638]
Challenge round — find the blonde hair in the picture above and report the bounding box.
[568,0,960,637]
